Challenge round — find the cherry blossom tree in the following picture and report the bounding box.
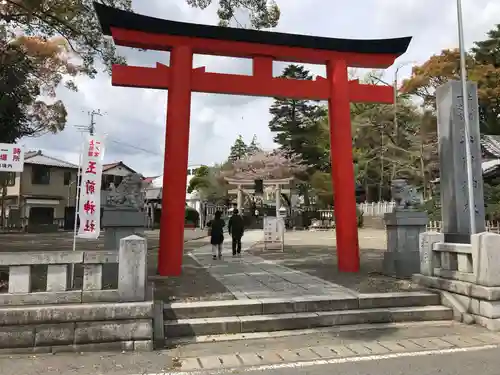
[221,149,308,180]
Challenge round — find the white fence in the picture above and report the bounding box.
[357,201,396,217]
[427,220,500,234]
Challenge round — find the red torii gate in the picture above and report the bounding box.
[94,3,412,276]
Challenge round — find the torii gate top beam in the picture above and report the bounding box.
[94,3,411,68]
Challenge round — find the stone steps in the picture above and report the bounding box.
[163,292,452,338]
[164,305,452,337]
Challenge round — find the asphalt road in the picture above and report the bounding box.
[244,347,500,375]
[0,342,498,375]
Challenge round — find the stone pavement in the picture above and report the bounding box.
[248,229,424,293]
[189,230,358,300]
[0,321,497,375]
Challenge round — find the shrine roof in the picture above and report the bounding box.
[94,3,412,56]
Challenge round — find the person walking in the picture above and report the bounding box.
[208,211,225,260]
[228,208,244,256]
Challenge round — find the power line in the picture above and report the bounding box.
[108,138,162,156]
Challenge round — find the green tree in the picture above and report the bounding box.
[268,64,328,170]
[228,135,248,162]
[186,0,280,29]
[247,134,261,155]
[187,165,228,203]
[402,24,500,134]
[0,33,67,142]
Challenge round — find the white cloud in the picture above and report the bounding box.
[23,0,500,177]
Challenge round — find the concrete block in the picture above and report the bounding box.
[383,251,421,277]
[46,265,68,292]
[0,301,153,326]
[433,269,477,283]
[240,313,316,333]
[52,341,135,353]
[471,315,500,331]
[358,292,439,309]
[0,346,51,355]
[441,252,458,271]
[0,326,34,348]
[457,253,473,273]
[165,317,241,337]
[479,301,500,319]
[83,251,118,264]
[219,353,243,367]
[0,251,83,266]
[0,291,82,306]
[419,232,444,276]
[237,353,263,366]
[412,274,471,296]
[472,232,500,287]
[153,300,165,350]
[35,323,75,346]
[165,299,262,319]
[82,264,102,290]
[134,340,153,351]
[8,266,31,293]
[118,235,147,302]
[74,319,152,344]
[470,284,500,301]
[439,291,478,321]
[81,290,121,303]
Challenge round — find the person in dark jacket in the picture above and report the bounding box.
[228,208,245,256]
[208,211,225,260]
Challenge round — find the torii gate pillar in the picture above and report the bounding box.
[158,46,193,276]
[327,59,360,272]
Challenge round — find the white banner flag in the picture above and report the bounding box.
[77,135,106,239]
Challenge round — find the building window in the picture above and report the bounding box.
[31,165,51,185]
[63,171,72,185]
[5,172,15,187]
[101,174,124,190]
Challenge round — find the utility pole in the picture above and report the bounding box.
[88,109,103,135]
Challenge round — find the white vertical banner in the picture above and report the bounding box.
[77,135,106,239]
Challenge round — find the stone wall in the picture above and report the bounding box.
[415,231,500,330]
[0,235,155,352]
[0,302,153,354]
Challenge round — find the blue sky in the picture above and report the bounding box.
[22,0,500,177]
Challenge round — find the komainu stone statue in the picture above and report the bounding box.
[106,173,145,210]
[391,179,419,210]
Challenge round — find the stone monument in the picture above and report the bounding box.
[436,80,485,243]
[413,82,500,330]
[102,173,146,250]
[383,179,428,277]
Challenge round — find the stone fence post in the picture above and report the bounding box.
[118,235,148,301]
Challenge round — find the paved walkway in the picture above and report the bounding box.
[189,230,358,300]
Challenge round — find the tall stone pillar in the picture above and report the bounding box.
[275,184,281,216]
[237,185,243,211]
[436,80,485,243]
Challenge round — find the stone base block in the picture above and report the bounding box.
[413,273,500,331]
[104,228,145,251]
[383,251,420,278]
[0,302,154,352]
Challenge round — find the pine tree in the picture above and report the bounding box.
[228,135,248,162]
[247,134,262,155]
[268,64,328,171]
